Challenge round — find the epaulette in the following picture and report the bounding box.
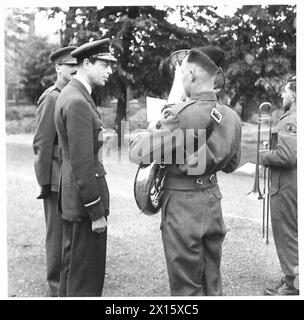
[162,99,196,115]
[47,85,60,94]
[37,85,58,105]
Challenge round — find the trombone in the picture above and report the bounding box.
[247,102,272,244]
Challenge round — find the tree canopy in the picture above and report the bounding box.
[5,5,296,121]
[5,8,56,104]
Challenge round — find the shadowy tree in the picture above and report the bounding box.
[211,5,296,118]
[5,8,32,103]
[20,35,56,104]
[5,8,57,104]
[46,6,212,147]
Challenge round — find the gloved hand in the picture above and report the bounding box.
[36,184,52,199]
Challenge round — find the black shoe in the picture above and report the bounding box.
[263,279,299,296]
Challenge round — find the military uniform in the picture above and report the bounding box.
[33,46,77,296]
[261,106,297,286]
[54,39,116,297]
[130,91,242,295]
[33,79,65,296]
[54,77,109,297]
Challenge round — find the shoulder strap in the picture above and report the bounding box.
[45,84,58,94]
[174,99,196,115]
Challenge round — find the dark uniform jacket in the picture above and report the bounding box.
[54,78,107,222]
[129,92,242,177]
[33,79,66,192]
[261,107,297,195]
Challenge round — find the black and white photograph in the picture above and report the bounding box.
[1,0,303,302]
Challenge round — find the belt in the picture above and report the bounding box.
[163,173,217,191]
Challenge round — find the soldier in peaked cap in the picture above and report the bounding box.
[54,38,117,297]
[33,45,78,296]
[130,45,242,295]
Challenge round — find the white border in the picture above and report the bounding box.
[1,0,303,301]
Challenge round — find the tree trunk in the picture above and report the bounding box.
[115,78,127,150]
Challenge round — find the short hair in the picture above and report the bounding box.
[286,76,296,93]
[186,48,219,76]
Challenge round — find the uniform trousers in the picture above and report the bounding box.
[59,217,107,297]
[270,184,298,282]
[161,184,226,296]
[43,191,62,296]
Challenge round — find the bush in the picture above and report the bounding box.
[6,118,37,134]
[6,105,37,134]
[97,101,148,132]
[6,101,149,134]
[97,106,116,129]
[128,108,148,131]
[6,105,37,121]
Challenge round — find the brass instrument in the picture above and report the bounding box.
[133,50,189,215]
[247,102,272,244]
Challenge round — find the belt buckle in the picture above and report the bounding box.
[196,178,203,185]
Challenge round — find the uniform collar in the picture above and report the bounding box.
[74,74,92,95]
[69,78,100,119]
[280,104,296,120]
[191,91,217,101]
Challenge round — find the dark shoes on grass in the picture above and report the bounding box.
[263,278,299,296]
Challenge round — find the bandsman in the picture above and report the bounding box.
[262,76,298,296]
[130,46,242,295]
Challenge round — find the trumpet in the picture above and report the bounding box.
[247,102,272,244]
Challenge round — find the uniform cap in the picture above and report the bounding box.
[71,38,117,64]
[49,46,78,65]
[197,45,225,69]
[168,45,225,74]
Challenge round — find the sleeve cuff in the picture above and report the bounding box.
[84,197,105,221]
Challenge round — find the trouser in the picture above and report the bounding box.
[43,191,62,296]
[270,185,298,282]
[59,217,107,297]
[161,184,226,296]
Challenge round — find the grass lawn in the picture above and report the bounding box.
[6,123,283,297]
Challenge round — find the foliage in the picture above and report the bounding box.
[44,6,215,145]
[5,8,57,104]
[47,5,296,123]
[4,8,33,92]
[20,36,57,104]
[207,5,296,108]
[5,5,296,122]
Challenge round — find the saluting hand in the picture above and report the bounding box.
[92,216,107,234]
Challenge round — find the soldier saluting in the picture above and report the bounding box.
[33,46,78,297]
[130,46,242,296]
